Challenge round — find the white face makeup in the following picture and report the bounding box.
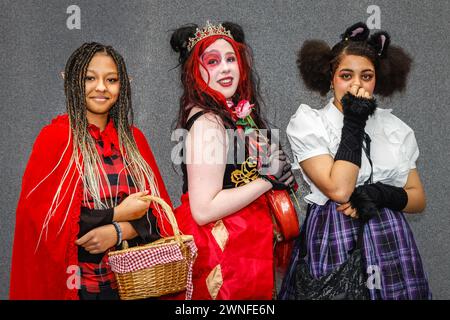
[199,38,240,99]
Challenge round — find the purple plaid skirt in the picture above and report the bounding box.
[279,201,431,300]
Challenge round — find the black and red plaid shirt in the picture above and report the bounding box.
[82,120,137,209]
[78,120,137,294]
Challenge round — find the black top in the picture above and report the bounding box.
[78,205,160,263]
[181,111,256,194]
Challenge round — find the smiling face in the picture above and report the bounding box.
[84,52,120,121]
[332,54,376,111]
[199,38,240,99]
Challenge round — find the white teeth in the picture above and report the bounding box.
[219,79,232,84]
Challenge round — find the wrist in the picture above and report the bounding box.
[259,176,273,189]
[373,182,408,211]
[259,175,288,191]
[118,222,138,241]
[342,94,377,122]
[343,116,367,130]
[112,221,122,246]
[113,205,124,222]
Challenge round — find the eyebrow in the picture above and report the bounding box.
[339,68,374,73]
[86,69,118,75]
[202,50,235,55]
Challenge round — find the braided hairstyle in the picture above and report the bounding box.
[298,22,412,97]
[62,42,160,210]
[170,22,268,130]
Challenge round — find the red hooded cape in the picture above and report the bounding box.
[10,114,173,300]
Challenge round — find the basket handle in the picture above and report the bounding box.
[139,195,182,242]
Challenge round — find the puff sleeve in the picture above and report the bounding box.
[380,111,420,170]
[402,127,419,170]
[286,104,331,165]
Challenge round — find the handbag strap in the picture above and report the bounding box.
[299,204,311,259]
[362,132,373,185]
[355,131,372,250]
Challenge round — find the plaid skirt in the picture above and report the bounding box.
[279,200,431,300]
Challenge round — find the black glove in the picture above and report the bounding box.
[334,93,377,167]
[260,161,294,190]
[259,147,294,190]
[349,182,408,221]
[354,182,408,211]
[349,187,379,222]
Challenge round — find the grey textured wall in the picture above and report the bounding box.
[1,0,449,300]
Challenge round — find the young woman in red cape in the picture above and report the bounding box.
[10,43,172,300]
[168,21,294,300]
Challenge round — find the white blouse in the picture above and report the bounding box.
[287,99,419,205]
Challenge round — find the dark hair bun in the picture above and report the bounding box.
[222,21,245,43]
[170,24,197,63]
[297,40,333,96]
[375,45,412,96]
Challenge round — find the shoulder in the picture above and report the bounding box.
[373,108,415,140]
[131,125,146,141]
[188,107,226,131]
[287,103,327,138]
[23,114,73,180]
[34,114,70,147]
[286,103,331,162]
[372,108,419,164]
[43,114,70,133]
[130,126,155,156]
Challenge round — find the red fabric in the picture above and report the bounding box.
[9,114,173,300]
[78,254,118,293]
[83,120,138,208]
[171,192,274,300]
[87,120,119,158]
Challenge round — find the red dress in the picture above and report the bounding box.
[175,193,274,300]
[10,114,172,300]
[172,111,274,300]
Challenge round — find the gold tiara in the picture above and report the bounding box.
[187,21,234,52]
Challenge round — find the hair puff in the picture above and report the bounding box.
[297,40,333,96]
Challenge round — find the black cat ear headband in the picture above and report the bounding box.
[341,22,391,58]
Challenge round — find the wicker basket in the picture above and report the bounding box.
[108,195,197,300]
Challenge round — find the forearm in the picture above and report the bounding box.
[403,187,426,213]
[399,169,426,213]
[190,178,272,225]
[128,211,161,243]
[79,207,113,236]
[301,155,360,204]
[118,222,138,240]
[328,160,360,203]
[349,177,425,219]
[327,93,376,201]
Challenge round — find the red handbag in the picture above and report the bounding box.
[266,189,300,241]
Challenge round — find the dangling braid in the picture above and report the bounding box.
[35,43,162,246]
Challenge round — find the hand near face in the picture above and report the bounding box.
[349,84,372,99]
[332,54,376,111]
